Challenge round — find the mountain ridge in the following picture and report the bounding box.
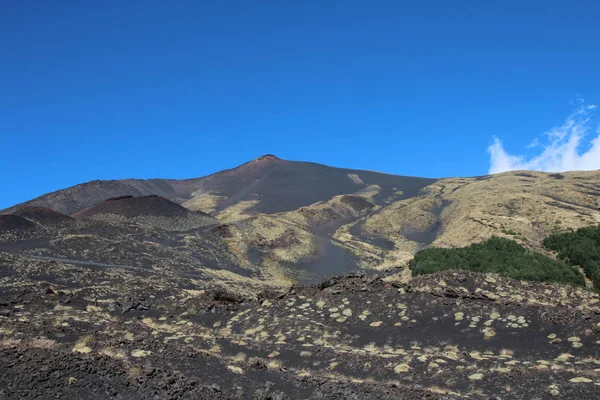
[1,155,438,216]
[1,156,599,286]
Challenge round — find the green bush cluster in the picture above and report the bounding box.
[543,225,600,289]
[410,236,585,286]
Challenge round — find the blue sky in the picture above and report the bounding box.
[1,1,599,209]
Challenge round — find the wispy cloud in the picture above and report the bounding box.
[488,100,599,174]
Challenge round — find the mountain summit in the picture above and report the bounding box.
[2,156,436,216]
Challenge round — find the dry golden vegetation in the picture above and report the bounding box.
[330,171,600,273]
[167,169,600,285]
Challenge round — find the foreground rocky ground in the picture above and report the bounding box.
[1,251,600,399]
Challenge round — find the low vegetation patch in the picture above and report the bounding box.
[410,237,585,286]
[543,225,600,289]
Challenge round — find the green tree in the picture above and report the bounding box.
[543,225,600,289]
[410,236,585,286]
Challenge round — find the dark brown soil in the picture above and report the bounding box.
[13,206,75,226]
[73,195,211,219]
[0,347,235,400]
[0,215,37,231]
[1,264,599,399]
[339,195,376,211]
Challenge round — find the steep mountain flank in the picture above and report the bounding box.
[2,155,437,218]
[1,158,599,285]
[0,215,37,231]
[337,170,600,271]
[72,195,217,231]
[12,206,74,226]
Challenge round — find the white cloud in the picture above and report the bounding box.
[526,138,540,149]
[488,101,600,174]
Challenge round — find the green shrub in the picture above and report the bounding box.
[410,236,585,286]
[543,225,600,289]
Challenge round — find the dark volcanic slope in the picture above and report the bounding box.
[1,179,189,216]
[12,206,74,226]
[196,155,438,214]
[2,155,438,216]
[72,195,217,232]
[0,215,37,231]
[72,195,212,220]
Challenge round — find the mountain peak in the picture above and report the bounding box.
[254,154,281,162]
[230,154,284,172]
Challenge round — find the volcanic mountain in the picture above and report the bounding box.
[1,156,600,285]
[0,155,443,283]
[2,156,600,399]
[1,155,437,216]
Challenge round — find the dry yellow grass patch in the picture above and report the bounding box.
[276,194,375,229]
[216,200,260,222]
[183,192,226,214]
[1,338,22,347]
[394,363,411,373]
[100,347,127,360]
[227,365,244,374]
[72,335,94,354]
[126,366,144,381]
[267,359,283,370]
[131,349,152,358]
[232,352,247,363]
[26,339,56,349]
